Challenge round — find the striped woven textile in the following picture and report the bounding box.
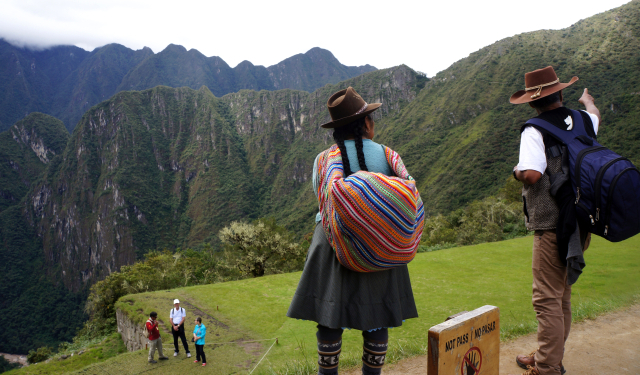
[317,144,424,272]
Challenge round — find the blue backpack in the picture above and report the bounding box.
[525,109,640,242]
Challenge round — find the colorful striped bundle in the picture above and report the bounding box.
[317,145,424,272]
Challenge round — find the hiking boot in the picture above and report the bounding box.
[509,365,540,375]
[516,349,537,369]
[516,349,566,374]
[148,359,157,364]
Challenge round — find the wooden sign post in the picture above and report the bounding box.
[428,305,500,375]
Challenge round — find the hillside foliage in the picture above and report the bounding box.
[375,1,640,213]
[78,218,304,341]
[420,177,528,248]
[0,113,69,211]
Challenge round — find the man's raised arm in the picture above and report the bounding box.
[578,88,601,125]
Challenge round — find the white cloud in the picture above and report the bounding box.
[0,0,631,75]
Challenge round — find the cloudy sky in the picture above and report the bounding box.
[0,0,630,76]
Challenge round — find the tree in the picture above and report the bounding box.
[219,218,305,277]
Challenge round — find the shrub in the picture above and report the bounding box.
[27,346,52,364]
[219,217,305,277]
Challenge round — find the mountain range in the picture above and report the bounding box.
[0,0,639,354]
[0,42,375,132]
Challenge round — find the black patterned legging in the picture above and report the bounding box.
[316,324,388,375]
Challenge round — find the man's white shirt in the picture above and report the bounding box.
[518,111,599,174]
[170,307,186,325]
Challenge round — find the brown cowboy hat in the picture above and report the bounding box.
[320,87,382,128]
[510,66,579,105]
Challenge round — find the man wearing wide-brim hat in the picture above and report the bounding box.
[509,66,601,375]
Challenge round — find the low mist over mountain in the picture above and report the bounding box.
[0,43,375,132]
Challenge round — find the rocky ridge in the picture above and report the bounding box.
[0,41,375,132]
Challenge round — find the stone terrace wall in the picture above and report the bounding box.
[116,309,147,351]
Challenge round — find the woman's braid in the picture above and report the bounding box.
[334,137,352,177]
[353,124,368,173]
[332,115,370,177]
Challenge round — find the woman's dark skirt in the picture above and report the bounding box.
[287,223,418,330]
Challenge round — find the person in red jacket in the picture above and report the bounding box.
[146,312,169,363]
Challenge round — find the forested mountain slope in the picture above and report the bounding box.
[0,113,69,211]
[374,0,640,213]
[0,114,81,354]
[0,41,374,132]
[0,66,420,353]
[23,65,423,293]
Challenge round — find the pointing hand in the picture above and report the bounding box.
[578,88,594,106]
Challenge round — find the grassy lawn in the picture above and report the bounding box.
[9,234,640,374]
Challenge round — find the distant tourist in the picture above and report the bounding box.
[510,67,601,375]
[192,317,207,366]
[287,87,419,375]
[146,312,168,363]
[170,299,191,358]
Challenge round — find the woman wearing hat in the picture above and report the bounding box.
[287,87,418,375]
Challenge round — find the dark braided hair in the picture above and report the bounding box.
[332,115,370,177]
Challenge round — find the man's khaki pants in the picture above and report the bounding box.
[148,338,165,361]
[532,230,590,375]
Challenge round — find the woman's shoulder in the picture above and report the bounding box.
[362,139,387,152]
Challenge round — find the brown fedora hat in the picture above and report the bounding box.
[320,87,382,128]
[510,66,578,105]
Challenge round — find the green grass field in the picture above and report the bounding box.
[9,234,640,375]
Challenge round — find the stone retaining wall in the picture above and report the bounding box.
[116,309,147,351]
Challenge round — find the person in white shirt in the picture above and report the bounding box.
[169,299,191,358]
[509,66,601,375]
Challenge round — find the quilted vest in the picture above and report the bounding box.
[522,143,562,231]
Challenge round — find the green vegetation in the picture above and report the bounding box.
[5,333,126,375]
[0,357,19,373]
[8,233,638,374]
[374,1,640,214]
[0,115,84,356]
[421,177,528,248]
[78,218,305,344]
[0,112,69,212]
[219,217,305,277]
[26,348,52,365]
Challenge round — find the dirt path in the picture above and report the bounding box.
[344,304,640,374]
[0,352,28,366]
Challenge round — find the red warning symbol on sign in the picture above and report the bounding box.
[461,347,482,375]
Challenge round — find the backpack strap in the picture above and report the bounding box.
[523,109,589,145]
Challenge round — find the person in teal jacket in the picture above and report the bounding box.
[192,317,206,366]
